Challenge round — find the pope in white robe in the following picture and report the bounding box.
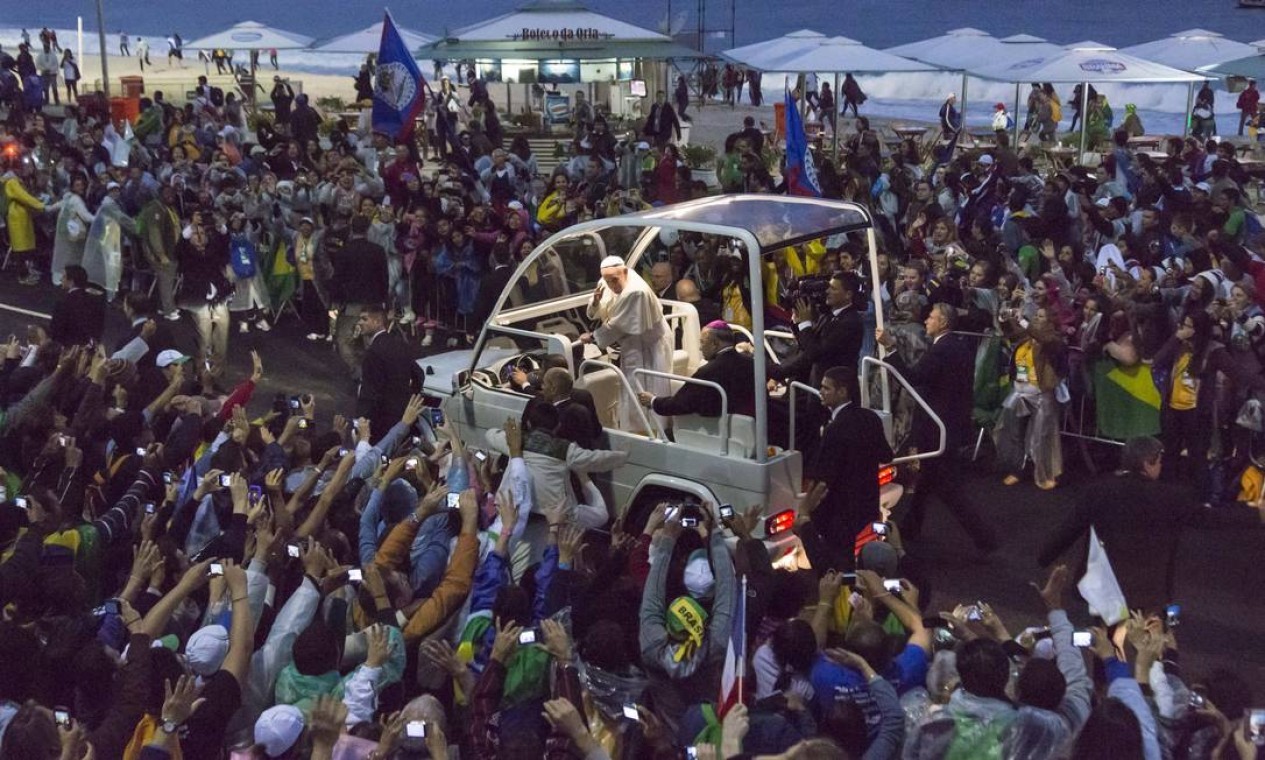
[581,256,675,431]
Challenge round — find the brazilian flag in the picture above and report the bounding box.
[973,334,1009,429]
[264,238,296,309]
[1093,359,1161,440]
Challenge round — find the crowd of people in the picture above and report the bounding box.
[1,45,1265,759]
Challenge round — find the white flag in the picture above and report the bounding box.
[1076,527,1129,625]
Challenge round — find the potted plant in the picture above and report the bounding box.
[316,95,346,112]
[682,143,719,189]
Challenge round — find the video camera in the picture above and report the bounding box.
[790,274,833,313]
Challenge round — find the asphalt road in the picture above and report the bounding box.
[2,275,1262,690]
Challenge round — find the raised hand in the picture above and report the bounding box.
[490,617,522,664]
[161,674,206,726]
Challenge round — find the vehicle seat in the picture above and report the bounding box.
[538,316,580,341]
[672,349,692,377]
[576,367,624,430]
[672,413,756,458]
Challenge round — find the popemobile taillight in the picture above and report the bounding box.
[765,509,795,536]
[878,465,896,486]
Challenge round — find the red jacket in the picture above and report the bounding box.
[1237,87,1260,115]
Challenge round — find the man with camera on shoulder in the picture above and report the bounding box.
[769,270,864,393]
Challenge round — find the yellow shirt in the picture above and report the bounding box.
[1014,340,1037,386]
[721,282,752,330]
[1169,351,1198,411]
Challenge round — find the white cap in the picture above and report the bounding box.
[185,624,229,676]
[599,256,624,269]
[977,154,994,166]
[155,349,190,368]
[1194,181,1212,193]
[1094,197,1111,208]
[254,705,305,757]
[683,549,715,599]
[106,181,121,191]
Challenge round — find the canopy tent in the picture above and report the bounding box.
[419,0,703,67]
[726,34,937,154]
[970,45,1207,158]
[1121,29,1259,72]
[313,22,436,54]
[1064,40,1113,50]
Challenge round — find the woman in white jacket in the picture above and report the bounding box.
[82,182,138,301]
[51,174,94,285]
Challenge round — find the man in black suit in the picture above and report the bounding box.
[673,279,720,327]
[877,303,999,554]
[355,305,415,443]
[771,271,864,393]
[804,366,893,570]
[1037,436,1262,612]
[48,265,106,347]
[540,367,603,448]
[332,216,389,380]
[643,90,682,147]
[637,321,757,418]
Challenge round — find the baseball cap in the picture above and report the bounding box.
[185,624,229,676]
[106,181,121,191]
[1194,181,1212,193]
[977,154,994,166]
[155,349,190,368]
[994,102,1005,110]
[683,549,715,599]
[858,540,900,578]
[1094,197,1111,208]
[254,705,305,758]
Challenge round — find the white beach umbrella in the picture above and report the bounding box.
[313,22,435,54]
[184,21,314,106]
[721,29,828,69]
[184,20,314,51]
[1121,29,1258,72]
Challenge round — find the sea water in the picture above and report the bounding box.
[1,0,1259,135]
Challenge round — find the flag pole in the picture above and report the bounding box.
[736,573,748,707]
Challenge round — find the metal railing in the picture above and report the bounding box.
[580,359,662,441]
[860,356,946,464]
[787,380,820,454]
[632,368,731,456]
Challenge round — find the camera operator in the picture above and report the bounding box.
[769,271,864,395]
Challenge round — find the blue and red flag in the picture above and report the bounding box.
[783,89,822,197]
[372,11,428,139]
